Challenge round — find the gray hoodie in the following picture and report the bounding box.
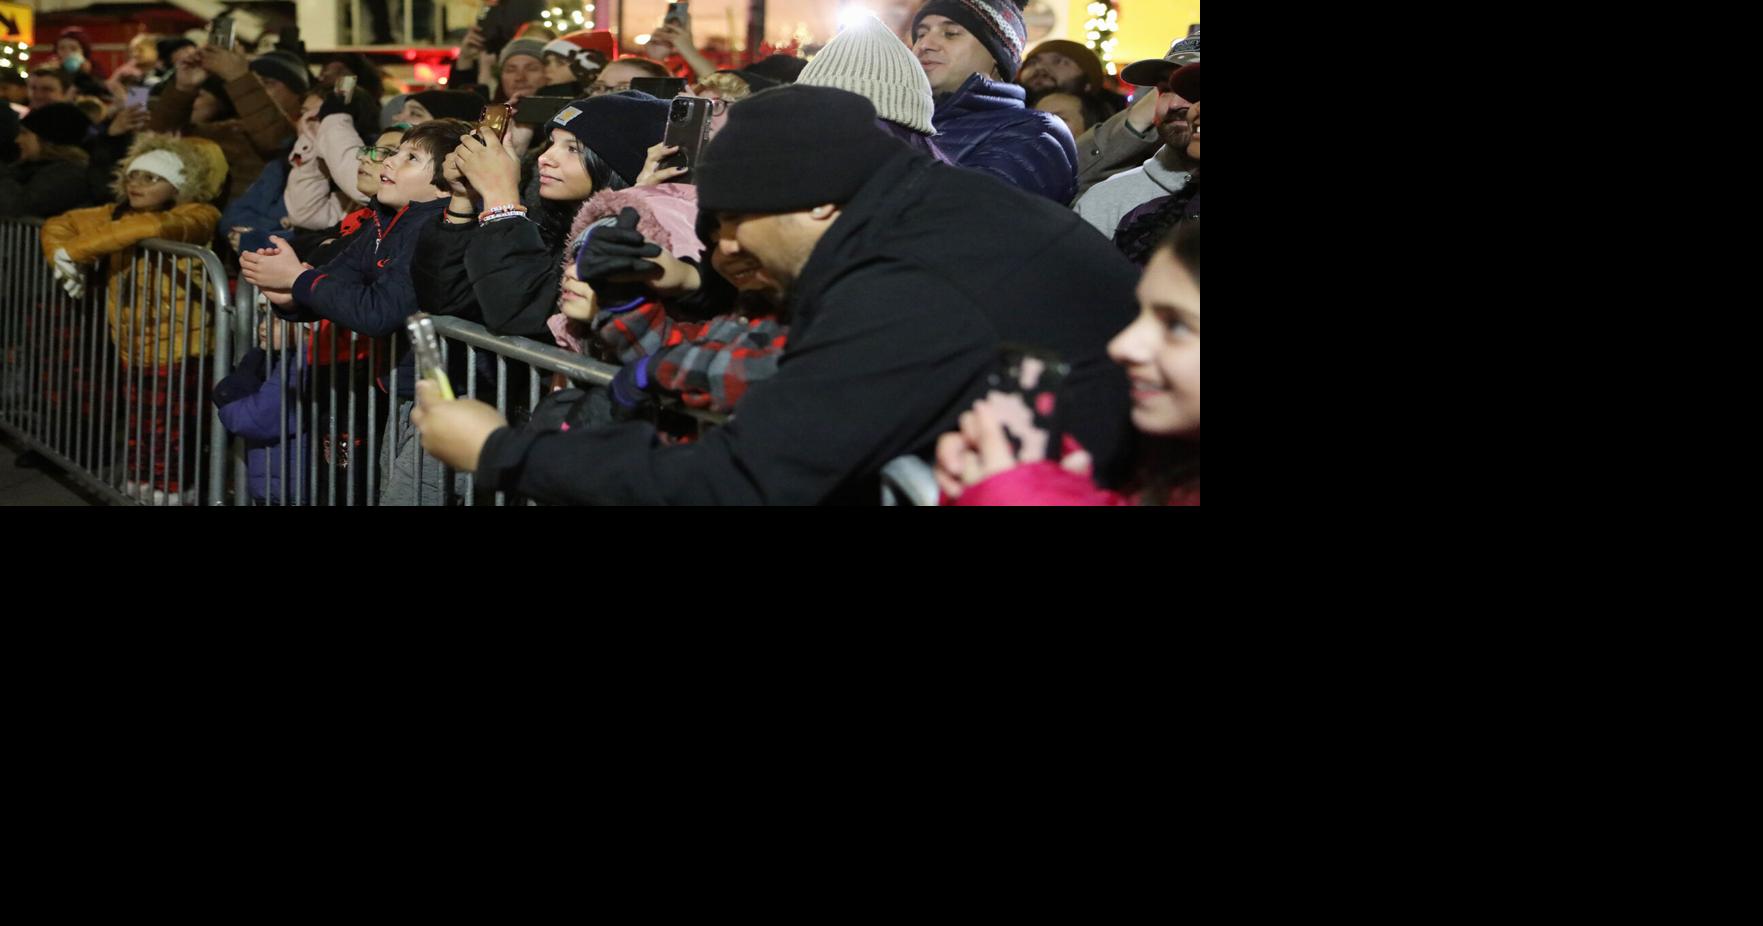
[1072,145,1192,239]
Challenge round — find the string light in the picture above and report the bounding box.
[1083,1,1120,76]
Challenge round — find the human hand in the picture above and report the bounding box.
[932,397,1053,499]
[174,54,208,91]
[227,226,250,252]
[410,380,507,473]
[264,288,294,307]
[442,150,473,197]
[459,25,486,66]
[239,236,307,291]
[1125,85,1159,134]
[635,142,688,186]
[576,208,663,292]
[508,123,535,160]
[452,130,522,208]
[201,43,250,81]
[108,105,149,136]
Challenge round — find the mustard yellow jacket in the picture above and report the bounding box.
[41,202,223,367]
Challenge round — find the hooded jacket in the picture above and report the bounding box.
[39,134,228,367]
[1072,145,1193,239]
[213,345,311,503]
[0,153,97,219]
[473,146,1139,505]
[931,73,1077,204]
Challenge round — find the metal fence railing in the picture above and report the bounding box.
[2,218,234,505]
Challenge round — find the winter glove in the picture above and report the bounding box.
[52,247,87,298]
[608,355,657,411]
[212,348,269,407]
[576,207,661,306]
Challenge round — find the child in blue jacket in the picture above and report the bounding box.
[213,314,310,504]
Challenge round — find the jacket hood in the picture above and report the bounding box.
[111,133,229,205]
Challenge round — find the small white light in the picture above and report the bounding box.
[19,52,27,60]
[635,33,651,44]
[552,6,564,14]
[572,11,584,22]
[438,76,448,84]
[586,21,595,28]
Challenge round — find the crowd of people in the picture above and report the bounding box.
[1,1,1199,506]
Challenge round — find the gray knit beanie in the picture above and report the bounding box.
[798,12,935,135]
[498,38,548,71]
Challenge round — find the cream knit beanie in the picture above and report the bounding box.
[798,12,935,135]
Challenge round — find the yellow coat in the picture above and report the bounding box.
[40,202,222,367]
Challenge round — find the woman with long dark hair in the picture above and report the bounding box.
[414,91,668,340]
[936,219,1201,505]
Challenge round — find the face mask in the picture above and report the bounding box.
[62,53,84,72]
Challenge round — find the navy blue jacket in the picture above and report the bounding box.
[931,74,1078,205]
[283,197,448,399]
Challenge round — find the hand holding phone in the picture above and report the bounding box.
[657,95,713,183]
[476,102,513,142]
[336,74,357,99]
[983,345,1070,461]
[406,313,455,401]
[209,14,237,52]
[125,85,151,112]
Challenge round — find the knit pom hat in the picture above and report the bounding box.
[21,102,91,147]
[798,12,934,135]
[411,89,489,122]
[250,50,311,93]
[547,91,669,185]
[912,0,1027,81]
[696,85,897,215]
[544,30,618,74]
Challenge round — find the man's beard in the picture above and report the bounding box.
[1024,77,1087,104]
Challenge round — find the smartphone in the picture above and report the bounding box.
[125,85,151,111]
[657,95,713,182]
[512,95,572,125]
[476,101,513,141]
[665,2,689,25]
[630,76,687,99]
[984,345,1071,461]
[405,313,455,401]
[336,74,357,99]
[209,14,236,51]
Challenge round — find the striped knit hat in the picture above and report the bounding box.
[799,12,935,135]
[912,0,1027,81]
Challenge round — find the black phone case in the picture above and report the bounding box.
[658,97,714,183]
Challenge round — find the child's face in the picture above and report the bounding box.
[377,141,442,209]
[1108,247,1200,436]
[559,260,594,321]
[125,170,178,211]
[258,315,299,350]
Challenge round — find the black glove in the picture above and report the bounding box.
[575,207,661,305]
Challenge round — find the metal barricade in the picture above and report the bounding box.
[227,280,727,506]
[1,218,233,505]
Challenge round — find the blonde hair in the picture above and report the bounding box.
[696,71,754,103]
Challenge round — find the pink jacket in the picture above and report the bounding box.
[284,114,367,230]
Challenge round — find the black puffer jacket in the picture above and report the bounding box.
[475,146,1140,505]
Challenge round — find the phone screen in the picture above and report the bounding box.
[125,86,151,111]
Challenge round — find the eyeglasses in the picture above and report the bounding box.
[587,81,629,97]
[125,170,169,186]
[357,146,399,163]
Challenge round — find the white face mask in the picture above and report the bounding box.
[62,54,84,72]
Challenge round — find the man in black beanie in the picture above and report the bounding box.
[411,84,1139,505]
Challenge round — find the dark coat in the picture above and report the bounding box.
[213,347,310,503]
[931,74,1078,205]
[0,157,98,219]
[474,146,1139,505]
[459,213,569,340]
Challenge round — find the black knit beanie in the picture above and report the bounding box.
[156,37,195,66]
[21,102,92,147]
[912,0,1028,81]
[696,85,895,214]
[411,89,488,122]
[198,75,238,120]
[546,91,668,185]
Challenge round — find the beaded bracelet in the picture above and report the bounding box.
[478,204,528,223]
